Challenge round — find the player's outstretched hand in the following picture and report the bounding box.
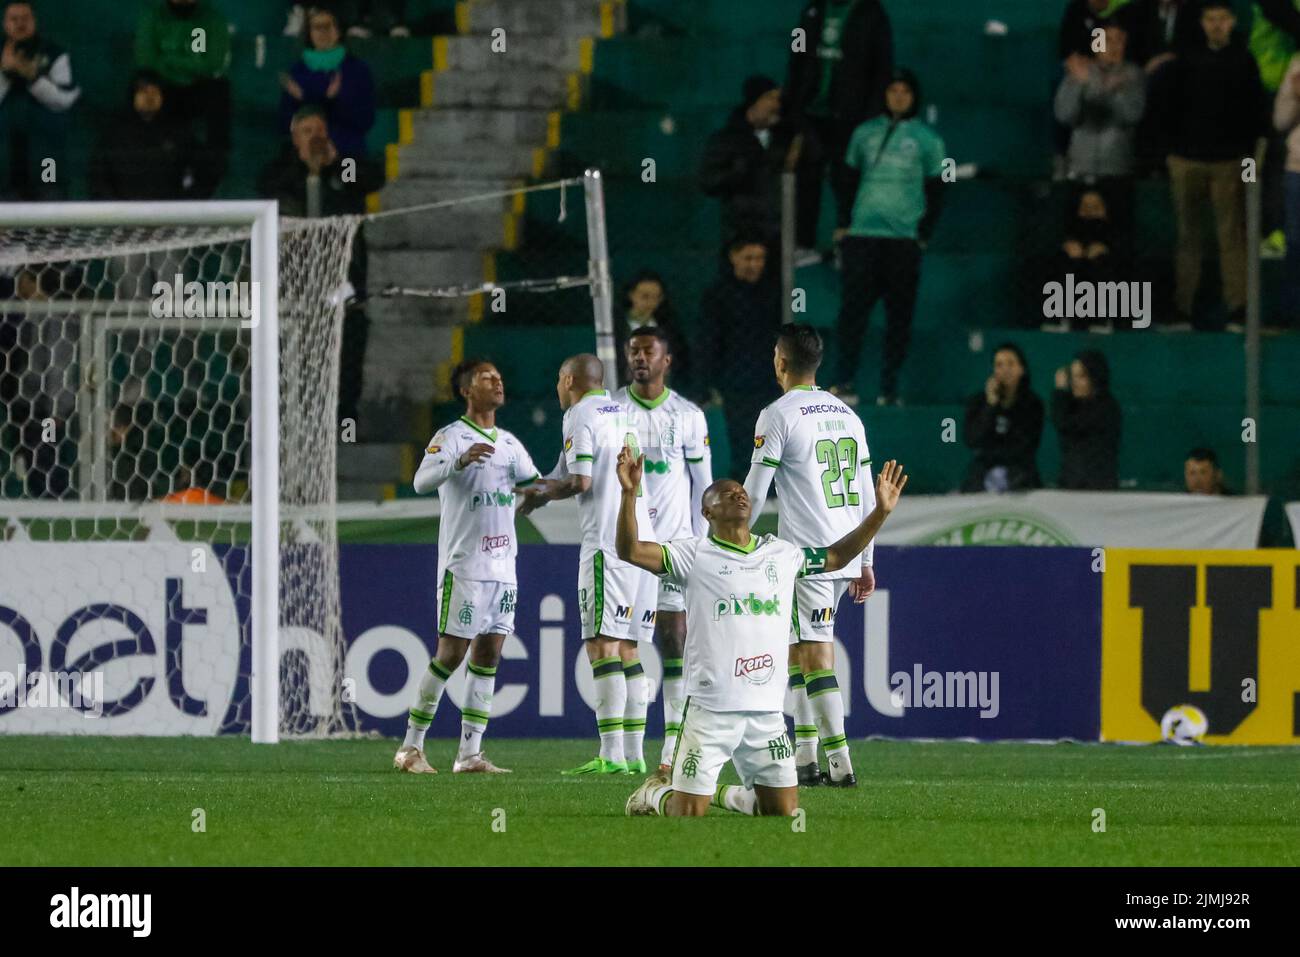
[457,442,495,470]
[616,443,644,493]
[875,460,908,513]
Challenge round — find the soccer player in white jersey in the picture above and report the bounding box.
[394,359,543,775]
[617,448,908,817]
[743,324,876,787]
[517,354,659,774]
[613,327,712,779]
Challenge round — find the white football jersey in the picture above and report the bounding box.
[751,386,874,577]
[563,389,656,563]
[661,533,828,712]
[414,417,540,583]
[613,385,710,540]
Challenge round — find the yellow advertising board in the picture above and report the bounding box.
[1102,550,1300,744]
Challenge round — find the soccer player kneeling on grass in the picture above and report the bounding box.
[616,446,908,816]
[394,359,544,775]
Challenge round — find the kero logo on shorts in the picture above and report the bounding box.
[734,653,776,685]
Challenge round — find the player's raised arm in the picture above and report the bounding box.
[614,444,666,575]
[820,461,908,574]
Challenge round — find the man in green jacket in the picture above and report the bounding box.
[134,0,231,187]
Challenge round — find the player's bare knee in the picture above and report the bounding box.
[468,633,505,668]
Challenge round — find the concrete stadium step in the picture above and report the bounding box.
[439,35,589,72]
[338,442,413,482]
[408,108,552,146]
[432,68,579,109]
[360,322,454,405]
[393,146,545,180]
[369,249,486,289]
[459,0,624,38]
[367,202,509,250]
[337,479,396,502]
[367,294,471,328]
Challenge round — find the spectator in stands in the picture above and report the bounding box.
[699,232,783,478]
[1118,0,1200,174]
[1253,1,1300,259]
[89,71,210,201]
[1119,0,1202,72]
[613,271,689,389]
[134,0,232,188]
[259,105,383,424]
[1059,0,1114,60]
[1054,20,1145,241]
[785,0,894,260]
[1184,447,1229,495]
[1044,187,1119,332]
[961,343,1044,493]
[1276,52,1300,324]
[279,5,376,161]
[0,1,80,200]
[833,69,944,407]
[287,2,411,39]
[1052,349,1121,490]
[1149,0,1265,330]
[699,75,801,257]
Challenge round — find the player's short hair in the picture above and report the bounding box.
[291,103,328,127]
[626,325,671,353]
[450,357,493,398]
[776,323,824,376]
[1199,0,1234,13]
[1186,447,1218,466]
[727,230,768,254]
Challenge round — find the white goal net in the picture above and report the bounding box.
[0,203,359,739]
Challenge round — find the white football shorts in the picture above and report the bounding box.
[436,571,517,639]
[670,700,797,796]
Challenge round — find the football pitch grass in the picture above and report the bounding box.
[1,736,1296,867]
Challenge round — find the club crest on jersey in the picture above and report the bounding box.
[753,435,765,449]
[713,593,781,620]
[426,444,441,454]
[763,560,778,585]
[735,653,776,685]
[660,427,676,447]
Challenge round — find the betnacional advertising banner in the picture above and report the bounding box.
[1,543,1103,741]
[1101,549,1300,745]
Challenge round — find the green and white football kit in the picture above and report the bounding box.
[563,389,659,642]
[403,416,540,766]
[415,417,540,639]
[659,533,830,796]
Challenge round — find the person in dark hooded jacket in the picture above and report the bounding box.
[833,68,945,405]
[962,342,1044,493]
[1051,349,1122,490]
[89,70,212,199]
[786,0,893,250]
[698,74,801,255]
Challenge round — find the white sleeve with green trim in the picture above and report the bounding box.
[750,401,785,470]
[562,403,595,477]
[659,537,699,586]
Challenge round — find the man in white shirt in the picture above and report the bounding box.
[744,324,875,787]
[394,359,542,775]
[614,326,713,779]
[518,354,659,774]
[617,448,907,817]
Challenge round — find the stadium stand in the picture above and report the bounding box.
[5,0,1299,519]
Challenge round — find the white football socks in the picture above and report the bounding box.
[403,656,452,750]
[592,656,627,764]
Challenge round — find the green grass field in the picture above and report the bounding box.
[1,736,1296,866]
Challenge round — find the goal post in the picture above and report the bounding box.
[0,200,356,742]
